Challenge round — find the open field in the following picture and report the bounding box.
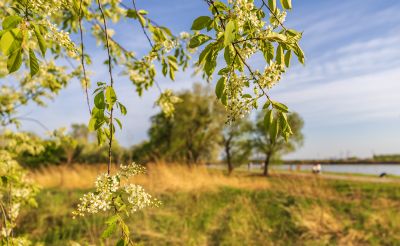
[19,164,400,245]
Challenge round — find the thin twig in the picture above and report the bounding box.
[261,0,288,32]
[132,0,153,48]
[16,117,49,131]
[79,0,92,115]
[97,0,115,175]
[130,0,163,94]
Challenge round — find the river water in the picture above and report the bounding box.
[271,164,400,176]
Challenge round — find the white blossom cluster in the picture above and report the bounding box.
[39,19,78,56]
[229,0,265,33]
[270,8,287,27]
[0,151,38,240]
[124,184,154,212]
[73,163,158,218]
[162,39,176,53]
[224,74,252,121]
[257,62,285,89]
[155,89,183,118]
[29,0,69,17]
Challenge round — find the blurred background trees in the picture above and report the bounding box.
[1,84,305,175]
[253,112,304,176]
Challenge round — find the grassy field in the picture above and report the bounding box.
[17,164,400,245]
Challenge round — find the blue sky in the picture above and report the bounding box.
[18,0,400,159]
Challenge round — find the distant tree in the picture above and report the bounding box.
[222,118,252,175]
[52,128,78,165]
[253,112,304,176]
[144,84,226,165]
[71,124,91,143]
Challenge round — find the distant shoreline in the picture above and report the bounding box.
[282,160,400,165]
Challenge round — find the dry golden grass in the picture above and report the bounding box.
[29,162,271,192]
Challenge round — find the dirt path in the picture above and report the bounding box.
[281,171,400,183]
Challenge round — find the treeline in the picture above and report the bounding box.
[1,85,304,175]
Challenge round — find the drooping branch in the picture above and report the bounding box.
[96,0,115,175]
[79,0,92,115]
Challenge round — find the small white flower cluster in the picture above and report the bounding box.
[29,0,68,17]
[229,0,265,33]
[124,184,154,212]
[39,19,78,56]
[179,32,191,39]
[128,69,146,83]
[119,163,146,178]
[225,74,252,121]
[155,89,183,118]
[270,9,287,27]
[162,39,176,53]
[239,42,258,60]
[73,163,158,218]
[257,62,285,89]
[0,150,39,239]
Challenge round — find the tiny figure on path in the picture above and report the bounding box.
[312,163,322,174]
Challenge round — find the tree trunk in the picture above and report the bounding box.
[224,136,234,175]
[226,146,233,175]
[263,154,271,176]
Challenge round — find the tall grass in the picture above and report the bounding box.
[23,163,400,245]
[29,162,271,192]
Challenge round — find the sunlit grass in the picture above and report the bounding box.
[22,163,400,245]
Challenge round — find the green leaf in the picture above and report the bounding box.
[263,100,271,109]
[269,118,279,143]
[114,118,122,129]
[120,220,130,236]
[1,28,22,55]
[7,48,22,73]
[263,41,274,64]
[280,0,292,10]
[271,100,289,113]
[116,239,126,246]
[266,32,287,42]
[221,92,228,106]
[96,128,106,144]
[94,91,105,109]
[197,42,214,65]
[106,214,120,225]
[293,43,305,64]
[2,16,22,30]
[101,221,117,239]
[224,45,234,65]
[191,16,211,30]
[138,14,146,26]
[118,102,127,115]
[126,9,138,19]
[215,77,226,99]
[189,34,212,48]
[224,20,236,46]
[276,45,284,65]
[169,68,175,80]
[105,86,117,109]
[204,50,217,77]
[264,110,273,129]
[29,49,39,77]
[211,1,228,12]
[161,58,168,76]
[279,112,290,132]
[138,9,148,15]
[33,25,46,57]
[284,50,292,67]
[242,94,252,98]
[88,117,96,131]
[268,0,277,12]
